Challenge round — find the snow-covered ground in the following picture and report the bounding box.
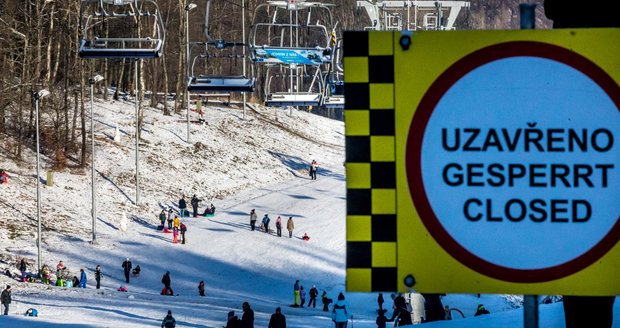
[0,96,618,327]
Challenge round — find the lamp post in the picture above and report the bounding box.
[185,2,197,144]
[89,74,104,244]
[33,88,50,276]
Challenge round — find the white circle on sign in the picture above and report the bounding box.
[407,41,620,282]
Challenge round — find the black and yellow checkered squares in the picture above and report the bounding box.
[344,31,397,292]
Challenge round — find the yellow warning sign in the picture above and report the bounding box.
[344,29,620,295]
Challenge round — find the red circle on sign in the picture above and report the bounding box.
[406,41,620,283]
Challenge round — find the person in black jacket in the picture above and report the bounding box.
[161,310,176,328]
[122,258,132,283]
[268,307,286,328]
[241,302,254,328]
[308,285,318,308]
[179,196,187,217]
[162,271,171,289]
[190,195,201,217]
[1,285,11,315]
[387,294,412,327]
[226,311,242,328]
[95,265,102,289]
[377,292,384,311]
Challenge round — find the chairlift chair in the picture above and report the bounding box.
[250,0,335,107]
[187,0,255,93]
[79,0,165,59]
[263,64,324,107]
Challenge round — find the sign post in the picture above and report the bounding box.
[344,29,620,296]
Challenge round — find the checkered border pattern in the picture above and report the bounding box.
[344,31,397,292]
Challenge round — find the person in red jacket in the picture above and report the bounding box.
[0,170,8,184]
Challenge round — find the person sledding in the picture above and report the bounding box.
[132,265,141,277]
[161,271,173,296]
[302,233,310,241]
[203,203,216,216]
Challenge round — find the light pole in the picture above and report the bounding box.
[185,2,197,144]
[33,88,50,276]
[89,74,104,244]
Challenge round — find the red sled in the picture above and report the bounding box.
[163,228,171,233]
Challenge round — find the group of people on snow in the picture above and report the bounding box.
[293,280,332,312]
[249,210,296,238]
[177,195,216,218]
[158,208,188,244]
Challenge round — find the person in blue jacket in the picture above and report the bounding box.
[331,292,352,328]
[79,268,87,288]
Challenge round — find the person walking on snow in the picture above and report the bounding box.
[293,280,301,307]
[122,258,132,283]
[262,214,270,233]
[198,280,205,296]
[300,285,306,307]
[275,216,283,237]
[249,209,257,231]
[1,285,11,315]
[310,160,319,180]
[309,285,318,308]
[167,208,174,229]
[180,222,187,244]
[286,217,294,238]
[191,195,201,217]
[79,268,87,288]
[161,310,176,328]
[332,292,352,328]
[322,290,331,311]
[95,265,102,289]
[241,301,254,328]
[268,307,286,328]
[179,196,187,217]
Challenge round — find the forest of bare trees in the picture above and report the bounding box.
[0,0,549,170]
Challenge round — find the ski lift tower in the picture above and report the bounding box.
[357,0,470,31]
